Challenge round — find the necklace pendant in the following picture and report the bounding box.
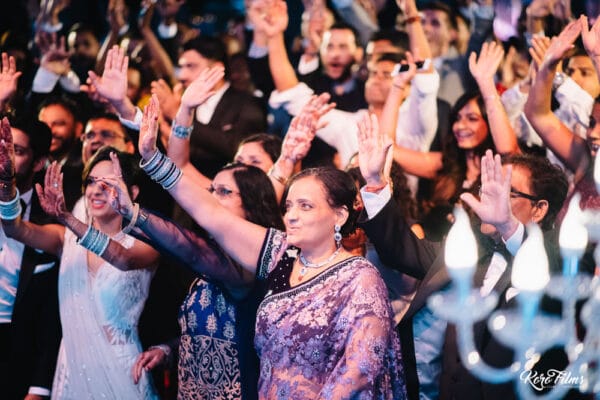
[299,266,307,277]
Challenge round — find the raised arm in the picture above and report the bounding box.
[167,66,224,187]
[380,52,417,141]
[524,18,588,173]
[84,45,138,121]
[469,41,520,154]
[0,118,64,256]
[138,96,267,272]
[36,159,159,271]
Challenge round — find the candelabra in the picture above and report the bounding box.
[427,156,600,400]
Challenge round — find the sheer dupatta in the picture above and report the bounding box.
[51,228,157,399]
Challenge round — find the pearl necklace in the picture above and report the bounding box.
[298,247,341,279]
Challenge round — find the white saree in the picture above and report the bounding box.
[51,228,158,399]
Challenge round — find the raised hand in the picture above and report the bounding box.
[357,112,393,186]
[529,35,552,70]
[38,33,72,76]
[0,54,21,106]
[469,41,505,92]
[459,150,516,236]
[392,51,418,90]
[179,66,225,110]
[539,17,583,69]
[36,161,67,221]
[99,151,135,218]
[251,0,289,38]
[581,15,600,59]
[280,113,316,163]
[300,92,336,129]
[131,348,166,384]
[150,79,182,121]
[139,94,160,160]
[86,45,128,104]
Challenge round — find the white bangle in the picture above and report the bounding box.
[122,203,140,234]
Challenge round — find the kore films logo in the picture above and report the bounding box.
[520,369,583,391]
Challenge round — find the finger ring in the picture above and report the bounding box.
[53,182,58,188]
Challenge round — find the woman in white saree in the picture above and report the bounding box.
[0,119,159,399]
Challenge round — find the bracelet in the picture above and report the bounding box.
[363,181,390,193]
[122,203,140,234]
[77,225,110,256]
[268,166,288,186]
[171,123,193,140]
[139,150,183,190]
[0,189,21,220]
[136,208,149,228]
[404,14,422,24]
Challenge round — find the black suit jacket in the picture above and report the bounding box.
[360,197,579,400]
[0,189,61,399]
[188,86,266,179]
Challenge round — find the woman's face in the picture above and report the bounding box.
[211,169,246,219]
[284,176,340,249]
[84,160,120,220]
[234,141,274,173]
[452,99,489,150]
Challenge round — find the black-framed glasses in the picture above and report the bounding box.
[208,185,239,197]
[81,130,125,142]
[509,188,539,202]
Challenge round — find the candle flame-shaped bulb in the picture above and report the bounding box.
[559,193,588,259]
[445,206,477,271]
[512,223,549,292]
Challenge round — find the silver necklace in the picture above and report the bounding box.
[298,247,341,278]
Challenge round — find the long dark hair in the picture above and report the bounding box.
[82,146,141,198]
[283,167,358,236]
[221,162,284,230]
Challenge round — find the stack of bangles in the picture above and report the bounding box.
[0,189,21,220]
[77,225,110,256]
[139,150,182,190]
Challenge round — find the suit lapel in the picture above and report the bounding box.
[404,255,451,320]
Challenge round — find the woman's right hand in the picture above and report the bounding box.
[139,94,160,160]
[132,348,166,384]
[36,161,68,222]
[100,152,135,218]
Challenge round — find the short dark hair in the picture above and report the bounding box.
[368,29,409,54]
[376,52,405,64]
[82,146,141,197]
[86,112,130,141]
[221,162,284,230]
[328,21,361,48]
[419,1,458,30]
[238,133,282,163]
[182,36,229,78]
[10,114,52,160]
[284,167,358,236]
[38,96,80,121]
[502,153,568,230]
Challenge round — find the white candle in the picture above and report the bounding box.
[559,194,588,276]
[512,223,549,292]
[445,206,478,271]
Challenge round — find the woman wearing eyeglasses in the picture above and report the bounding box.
[0,123,160,399]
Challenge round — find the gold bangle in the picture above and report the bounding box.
[268,167,288,186]
[404,15,422,24]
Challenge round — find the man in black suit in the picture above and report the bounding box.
[0,116,60,400]
[357,125,575,399]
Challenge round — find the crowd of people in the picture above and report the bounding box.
[0,0,599,399]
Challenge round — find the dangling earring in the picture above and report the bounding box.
[334,224,342,248]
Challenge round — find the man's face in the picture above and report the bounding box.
[365,39,403,70]
[38,104,79,158]
[11,128,36,187]
[565,55,600,99]
[82,118,130,163]
[422,9,455,58]
[177,50,213,88]
[365,60,400,107]
[320,28,359,80]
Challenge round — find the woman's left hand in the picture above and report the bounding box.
[99,151,135,218]
[36,161,68,221]
[357,112,392,186]
[0,118,16,196]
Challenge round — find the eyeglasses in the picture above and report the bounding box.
[81,130,125,142]
[509,188,539,202]
[208,185,239,197]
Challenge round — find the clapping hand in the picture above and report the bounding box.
[36,161,67,221]
[139,94,160,161]
[357,112,393,187]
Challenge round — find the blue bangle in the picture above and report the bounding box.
[171,123,193,140]
[0,189,21,220]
